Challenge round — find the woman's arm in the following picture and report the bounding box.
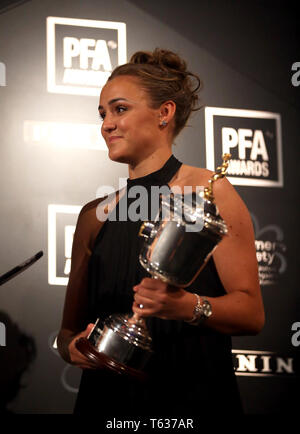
[132,176,265,336]
[57,199,105,367]
[197,176,265,335]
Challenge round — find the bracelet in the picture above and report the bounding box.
[186,293,201,323]
[185,293,212,326]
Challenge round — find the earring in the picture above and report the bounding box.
[160,120,168,127]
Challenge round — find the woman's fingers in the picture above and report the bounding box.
[68,323,97,369]
[132,278,187,320]
[132,301,153,317]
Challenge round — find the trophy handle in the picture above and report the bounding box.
[204,153,231,202]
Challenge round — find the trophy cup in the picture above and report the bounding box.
[76,154,231,379]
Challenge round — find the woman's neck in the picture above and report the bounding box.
[128,148,173,180]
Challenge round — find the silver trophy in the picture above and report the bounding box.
[76,154,231,379]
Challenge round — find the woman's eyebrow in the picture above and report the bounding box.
[98,98,129,111]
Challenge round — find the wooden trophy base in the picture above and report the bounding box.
[75,337,147,381]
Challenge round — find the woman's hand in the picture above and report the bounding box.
[67,323,97,369]
[132,277,195,321]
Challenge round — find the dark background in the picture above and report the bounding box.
[0,0,299,415]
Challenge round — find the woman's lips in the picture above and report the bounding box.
[108,136,122,144]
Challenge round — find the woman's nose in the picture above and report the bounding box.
[102,115,116,132]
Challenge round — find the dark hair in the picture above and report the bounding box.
[108,48,202,138]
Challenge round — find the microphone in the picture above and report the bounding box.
[0,251,43,286]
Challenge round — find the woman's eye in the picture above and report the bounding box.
[99,112,105,120]
[116,106,127,114]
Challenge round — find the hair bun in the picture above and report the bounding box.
[111,48,202,138]
[130,48,187,74]
[130,51,154,65]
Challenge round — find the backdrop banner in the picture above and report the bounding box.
[0,0,299,416]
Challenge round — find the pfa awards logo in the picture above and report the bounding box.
[48,204,81,286]
[46,17,127,96]
[205,107,283,187]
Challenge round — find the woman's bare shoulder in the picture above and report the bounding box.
[174,163,245,213]
[79,197,105,218]
[75,195,115,252]
[172,163,213,187]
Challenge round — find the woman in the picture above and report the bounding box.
[57,49,265,415]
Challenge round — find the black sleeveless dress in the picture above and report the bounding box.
[74,155,243,415]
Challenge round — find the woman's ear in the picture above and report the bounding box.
[159,100,176,125]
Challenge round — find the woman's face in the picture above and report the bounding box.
[99,75,162,165]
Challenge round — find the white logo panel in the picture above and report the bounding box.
[232,350,296,377]
[46,17,127,96]
[205,107,283,187]
[0,62,6,86]
[24,120,107,151]
[48,204,81,286]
